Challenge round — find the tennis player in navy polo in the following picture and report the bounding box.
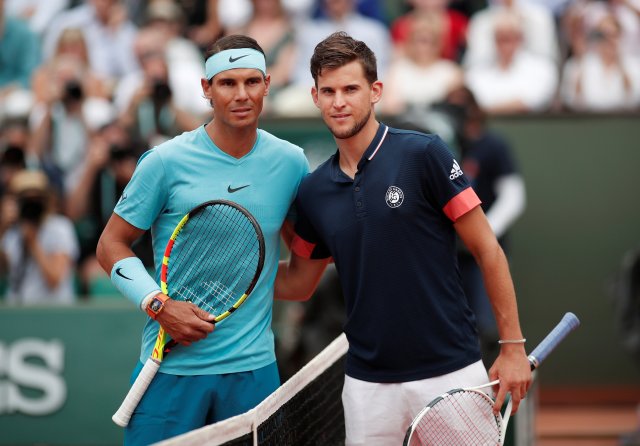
[275,32,532,445]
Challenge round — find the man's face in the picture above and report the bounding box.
[312,61,382,140]
[201,68,270,129]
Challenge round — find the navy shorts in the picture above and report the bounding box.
[124,361,280,446]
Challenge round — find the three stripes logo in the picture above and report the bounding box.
[449,160,463,180]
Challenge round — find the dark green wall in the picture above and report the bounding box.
[491,115,640,386]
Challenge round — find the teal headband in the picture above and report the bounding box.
[205,48,266,80]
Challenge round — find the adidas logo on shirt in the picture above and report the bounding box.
[449,160,463,180]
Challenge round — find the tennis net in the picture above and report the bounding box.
[154,333,348,446]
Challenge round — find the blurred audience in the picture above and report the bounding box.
[390,0,469,62]
[0,120,28,197]
[0,169,79,305]
[115,26,203,149]
[43,0,139,94]
[227,0,297,105]
[581,0,640,60]
[29,54,114,190]
[0,0,40,122]
[382,13,464,114]
[560,12,640,111]
[464,0,559,68]
[141,0,210,117]
[4,0,69,37]
[181,0,225,54]
[31,27,110,105]
[273,0,392,116]
[465,9,558,114]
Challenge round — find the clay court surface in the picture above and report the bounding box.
[536,387,640,446]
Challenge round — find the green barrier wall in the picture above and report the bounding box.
[0,302,143,445]
[1,115,638,445]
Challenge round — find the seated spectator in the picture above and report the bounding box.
[464,0,559,68]
[578,0,640,60]
[0,3,40,122]
[227,0,297,106]
[115,26,203,148]
[32,27,110,105]
[390,0,469,62]
[181,0,225,54]
[560,13,640,112]
[140,0,210,118]
[29,55,113,189]
[5,0,70,37]
[0,169,79,305]
[560,0,590,61]
[42,0,139,93]
[465,10,558,114]
[0,120,28,197]
[382,14,464,115]
[272,0,392,116]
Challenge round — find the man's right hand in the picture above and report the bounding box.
[155,298,216,346]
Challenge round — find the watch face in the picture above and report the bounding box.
[150,299,163,312]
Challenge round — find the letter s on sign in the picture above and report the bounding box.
[0,339,67,416]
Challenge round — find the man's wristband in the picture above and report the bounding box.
[498,338,527,344]
[111,257,161,310]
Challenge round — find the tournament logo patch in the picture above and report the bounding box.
[385,186,404,208]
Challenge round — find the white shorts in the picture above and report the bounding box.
[342,360,488,446]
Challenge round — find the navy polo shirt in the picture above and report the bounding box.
[292,124,483,383]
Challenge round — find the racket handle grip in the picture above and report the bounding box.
[112,358,160,427]
[528,312,580,369]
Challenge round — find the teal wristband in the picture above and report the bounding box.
[111,257,160,309]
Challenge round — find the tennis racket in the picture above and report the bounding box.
[112,199,265,427]
[403,312,580,446]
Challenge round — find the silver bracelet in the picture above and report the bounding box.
[498,338,526,344]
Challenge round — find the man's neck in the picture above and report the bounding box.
[336,119,380,179]
[205,120,258,159]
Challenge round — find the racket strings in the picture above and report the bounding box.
[410,390,501,446]
[166,204,261,315]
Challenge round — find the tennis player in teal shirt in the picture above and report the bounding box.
[96,35,309,445]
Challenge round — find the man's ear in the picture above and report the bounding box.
[371,80,383,105]
[311,86,320,108]
[264,74,271,96]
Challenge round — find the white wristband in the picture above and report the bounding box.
[498,338,527,344]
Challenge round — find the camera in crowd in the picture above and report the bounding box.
[10,170,51,226]
[63,80,84,103]
[151,79,172,104]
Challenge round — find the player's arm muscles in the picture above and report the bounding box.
[96,213,145,272]
[275,252,329,302]
[453,205,531,412]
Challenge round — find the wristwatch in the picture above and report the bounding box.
[146,294,169,320]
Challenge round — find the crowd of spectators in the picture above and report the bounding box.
[1,0,639,304]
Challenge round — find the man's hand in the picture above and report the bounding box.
[488,344,532,415]
[155,298,216,346]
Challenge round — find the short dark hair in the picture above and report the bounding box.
[310,32,378,86]
[205,34,265,60]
